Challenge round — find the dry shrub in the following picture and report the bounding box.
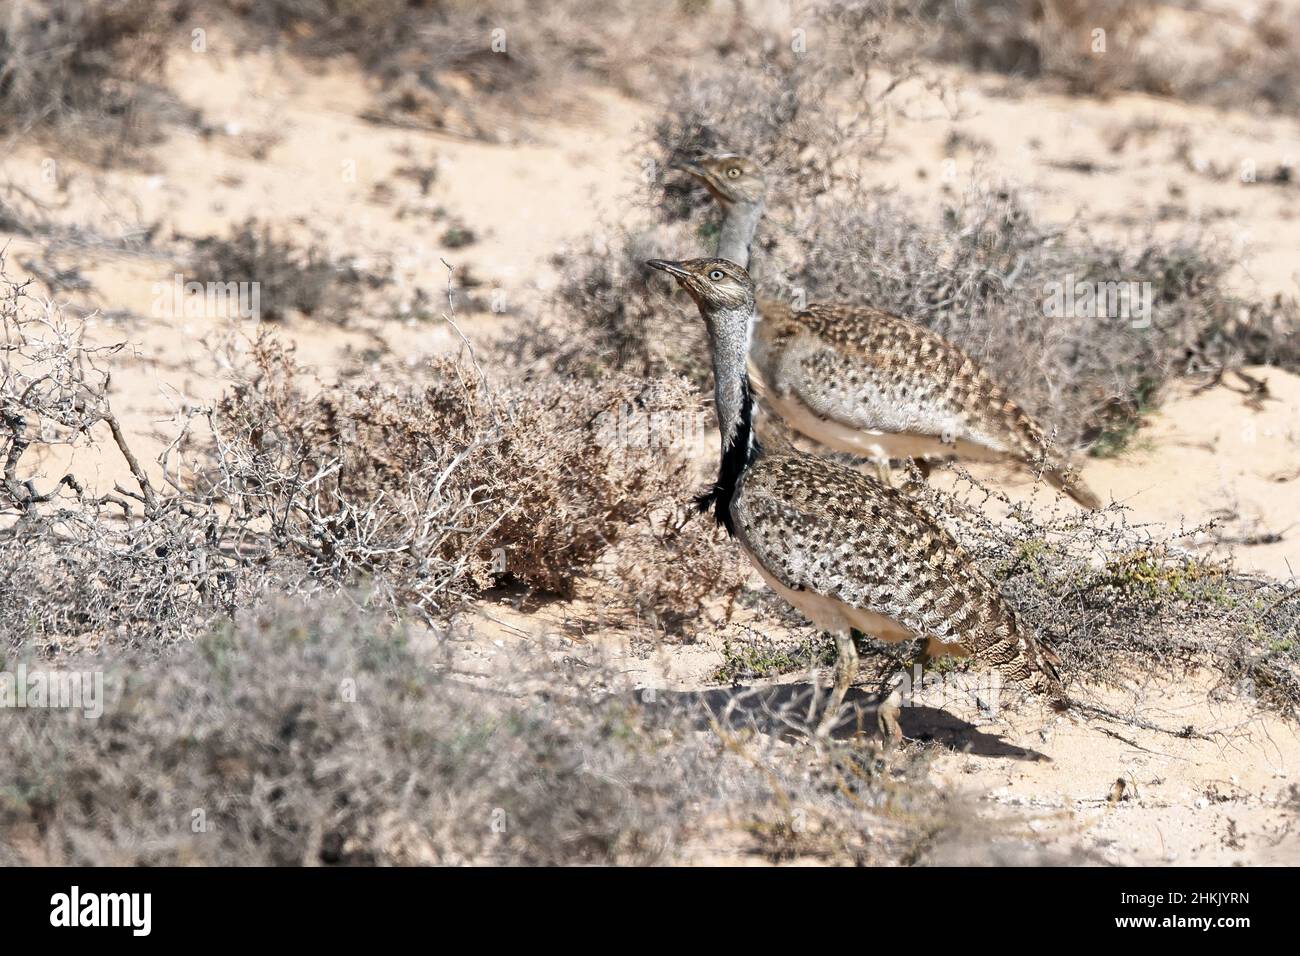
[916,0,1300,112]
[189,220,389,324]
[0,259,713,645]
[208,334,702,606]
[1,598,685,864]
[900,473,1300,717]
[223,0,716,140]
[0,594,1037,866]
[0,268,249,647]
[0,0,192,161]
[648,1,916,222]
[0,510,238,650]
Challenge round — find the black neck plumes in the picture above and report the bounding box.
[694,377,760,535]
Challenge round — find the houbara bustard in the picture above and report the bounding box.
[677,153,1102,509]
[647,256,1066,737]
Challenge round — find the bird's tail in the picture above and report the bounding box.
[977,616,1070,711]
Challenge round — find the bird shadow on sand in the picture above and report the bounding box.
[638,682,1048,761]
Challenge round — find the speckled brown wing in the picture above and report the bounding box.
[731,452,1062,696]
[753,300,1101,508]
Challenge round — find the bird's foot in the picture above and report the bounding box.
[876,671,906,747]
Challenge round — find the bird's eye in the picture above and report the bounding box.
[726,167,741,178]
[709,270,725,281]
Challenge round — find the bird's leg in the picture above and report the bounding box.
[816,629,859,737]
[872,640,930,746]
[872,456,894,488]
[907,638,933,677]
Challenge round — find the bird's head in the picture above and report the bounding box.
[646,257,755,315]
[675,153,767,207]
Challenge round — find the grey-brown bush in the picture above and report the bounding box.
[0,594,1033,865]
[648,0,917,224]
[0,264,251,647]
[0,0,192,162]
[0,599,684,864]
[207,335,703,605]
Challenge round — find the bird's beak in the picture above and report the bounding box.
[674,160,731,204]
[672,159,708,181]
[646,259,692,280]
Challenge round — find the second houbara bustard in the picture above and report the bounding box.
[647,256,1066,737]
[677,153,1102,509]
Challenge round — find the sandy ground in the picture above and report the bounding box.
[3,28,1299,865]
[449,590,1300,865]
